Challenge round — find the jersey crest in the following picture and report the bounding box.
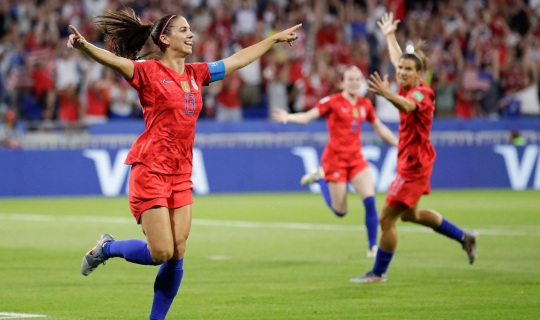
[181,81,190,93]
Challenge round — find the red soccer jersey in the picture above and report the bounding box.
[125,59,211,174]
[397,81,436,177]
[317,93,376,159]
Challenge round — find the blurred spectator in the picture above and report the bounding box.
[108,77,140,120]
[263,49,290,113]
[234,0,257,36]
[57,84,81,129]
[235,21,265,110]
[213,72,243,122]
[498,93,521,118]
[82,60,109,124]
[0,109,23,149]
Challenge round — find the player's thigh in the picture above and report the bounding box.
[328,181,348,209]
[350,167,375,199]
[380,203,413,227]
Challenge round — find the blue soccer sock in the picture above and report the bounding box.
[434,219,464,243]
[104,239,156,265]
[372,248,394,276]
[363,196,378,249]
[317,179,347,217]
[150,258,184,320]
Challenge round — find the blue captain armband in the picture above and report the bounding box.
[208,60,226,83]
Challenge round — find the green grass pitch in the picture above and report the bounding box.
[0,190,539,319]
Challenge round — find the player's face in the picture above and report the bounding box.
[342,69,362,95]
[397,58,420,89]
[164,17,194,56]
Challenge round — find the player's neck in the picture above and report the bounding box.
[402,80,421,93]
[160,56,186,75]
[341,91,358,104]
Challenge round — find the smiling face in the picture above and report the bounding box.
[342,67,363,96]
[160,16,194,57]
[396,58,420,90]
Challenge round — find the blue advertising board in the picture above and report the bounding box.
[1,143,539,197]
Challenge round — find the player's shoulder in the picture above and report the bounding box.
[134,58,157,66]
[320,93,342,104]
[409,82,434,103]
[416,81,434,95]
[185,62,209,73]
[133,59,159,72]
[317,95,332,105]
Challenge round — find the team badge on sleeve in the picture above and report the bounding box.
[412,91,424,102]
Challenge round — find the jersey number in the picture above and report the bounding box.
[184,94,196,114]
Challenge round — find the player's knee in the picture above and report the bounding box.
[378,215,393,230]
[332,203,347,214]
[172,242,187,259]
[150,247,174,264]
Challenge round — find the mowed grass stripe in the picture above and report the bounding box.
[0,212,538,236]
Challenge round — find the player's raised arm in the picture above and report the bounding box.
[221,24,302,77]
[377,12,402,70]
[67,25,134,80]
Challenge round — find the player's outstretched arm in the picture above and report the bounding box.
[271,107,320,125]
[222,24,302,77]
[377,12,402,70]
[67,25,134,80]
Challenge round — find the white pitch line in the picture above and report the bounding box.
[0,213,538,237]
[0,312,46,319]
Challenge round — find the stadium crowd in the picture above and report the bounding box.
[0,0,539,133]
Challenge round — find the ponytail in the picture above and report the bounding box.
[95,9,180,60]
[94,8,153,60]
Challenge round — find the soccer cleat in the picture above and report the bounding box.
[81,234,115,276]
[349,271,387,283]
[462,230,479,265]
[366,245,378,258]
[300,167,324,186]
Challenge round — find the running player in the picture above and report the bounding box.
[68,8,301,319]
[272,66,398,258]
[350,12,478,283]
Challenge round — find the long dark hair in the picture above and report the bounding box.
[94,8,178,60]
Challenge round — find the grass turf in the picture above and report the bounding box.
[0,190,539,319]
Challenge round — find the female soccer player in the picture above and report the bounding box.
[350,12,479,283]
[272,66,398,258]
[68,8,300,319]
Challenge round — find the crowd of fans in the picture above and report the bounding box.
[0,0,539,136]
